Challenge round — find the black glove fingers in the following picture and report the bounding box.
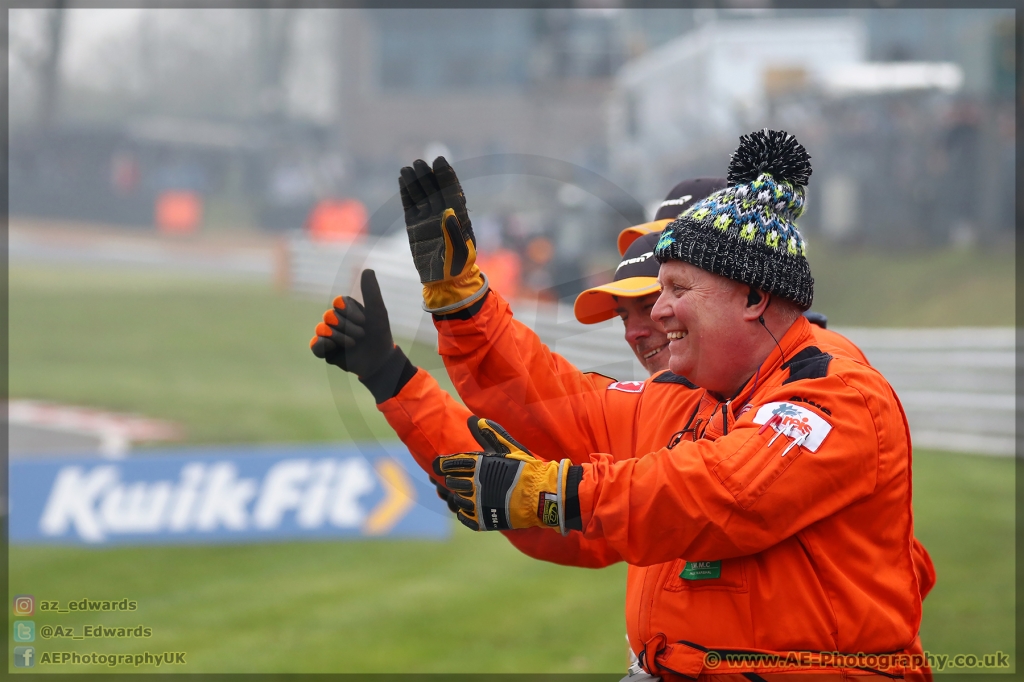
[433,157,473,238]
[482,419,530,455]
[437,456,479,475]
[401,165,430,221]
[443,214,470,278]
[328,328,358,349]
[445,477,473,493]
[456,512,480,531]
[482,429,508,455]
[399,174,415,209]
[325,302,364,329]
[433,157,469,215]
[336,325,363,346]
[332,297,367,327]
[324,315,365,343]
[413,158,445,216]
[358,270,389,327]
[467,416,496,453]
[310,336,334,359]
[399,179,420,225]
[432,156,458,190]
[449,493,474,513]
[434,481,461,514]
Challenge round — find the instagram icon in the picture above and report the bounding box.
[13,595,34,616]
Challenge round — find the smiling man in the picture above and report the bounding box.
[576,232,677,373]
[429,131,930,681]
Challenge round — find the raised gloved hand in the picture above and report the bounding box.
[433,417,581,534]
[399,157,488,315]
[310,269,417,403]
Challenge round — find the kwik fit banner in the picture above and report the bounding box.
[10,443,451,545]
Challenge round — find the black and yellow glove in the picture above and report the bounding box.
[399,157,488,315]
[310,269,417,403]
[433,417,583,534]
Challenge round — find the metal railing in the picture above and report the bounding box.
[291,236,1016,457]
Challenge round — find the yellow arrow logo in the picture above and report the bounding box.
[363,458,416,535]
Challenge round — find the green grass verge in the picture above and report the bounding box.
[808,244,1014,327]
[9,529,629,673]
[8,450,1013,673]
[9,265,457,446]
[914,450,1015,670]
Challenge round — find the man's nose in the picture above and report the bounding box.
[651,291,671,324]
[625,319,651,345]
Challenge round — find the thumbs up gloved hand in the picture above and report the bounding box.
[433,417,583,534]
[399,157,488,316]
[310,269,417,404]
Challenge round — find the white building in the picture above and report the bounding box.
[608,17,867,206]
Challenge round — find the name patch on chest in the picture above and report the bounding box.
[607,380,645,393]
[752,402,833,452]
[680,560,721,580]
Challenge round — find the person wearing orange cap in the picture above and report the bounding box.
[576,178,726,375]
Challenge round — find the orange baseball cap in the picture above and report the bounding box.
[574,232,662,324]
[616,218,672,256]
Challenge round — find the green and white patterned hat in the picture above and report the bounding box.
[654,129,815,309]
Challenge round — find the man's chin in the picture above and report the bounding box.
[668,355,692,378]
[646,357,672,375]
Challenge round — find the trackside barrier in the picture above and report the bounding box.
[289,235,1016,457]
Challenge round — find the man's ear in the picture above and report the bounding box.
[743,287,770,321]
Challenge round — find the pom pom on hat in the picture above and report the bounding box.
[727,129,812,188]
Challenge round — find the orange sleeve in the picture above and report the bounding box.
[912,537,936,600]
[378,367,622,568]
[576,366,900,566]
[377,368,477,484]
[434,290,641,464]
[813,326,939,598]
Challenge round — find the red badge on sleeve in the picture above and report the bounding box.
[607,380,645,393]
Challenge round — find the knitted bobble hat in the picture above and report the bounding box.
[654,129,815,309]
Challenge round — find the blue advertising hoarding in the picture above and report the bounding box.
[10,442,451,545]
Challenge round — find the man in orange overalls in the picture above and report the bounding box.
[416,131,929,680]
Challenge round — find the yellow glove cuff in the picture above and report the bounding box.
[423,266,489,314]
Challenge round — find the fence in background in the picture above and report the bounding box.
[289,236,1017,457]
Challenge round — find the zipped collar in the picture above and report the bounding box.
[730,316,814,408]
